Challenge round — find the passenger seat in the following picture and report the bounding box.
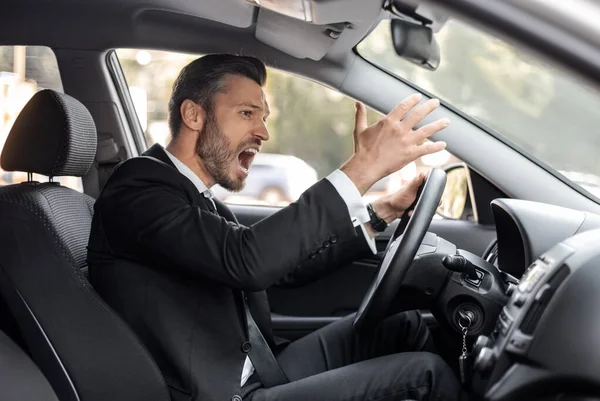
[0,90,170,401]
[0,330,58,401]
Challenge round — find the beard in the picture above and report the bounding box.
[195,113,255,192]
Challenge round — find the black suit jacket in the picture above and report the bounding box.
[88,144,372,401]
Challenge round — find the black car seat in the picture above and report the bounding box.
[0,330,59,401]
[0,90,170,401]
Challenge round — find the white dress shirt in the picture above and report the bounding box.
[163,149,376,386]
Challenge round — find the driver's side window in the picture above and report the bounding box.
[226,68,467,220]
[117,49,467,218]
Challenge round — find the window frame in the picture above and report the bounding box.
[105,50,148,154]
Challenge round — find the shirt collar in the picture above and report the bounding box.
[163,148,211,195]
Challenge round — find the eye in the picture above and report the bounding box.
[241,110,252,118]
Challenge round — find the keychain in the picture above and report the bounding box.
[458,312,473,385]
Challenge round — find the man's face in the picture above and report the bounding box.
[196,74,270,192]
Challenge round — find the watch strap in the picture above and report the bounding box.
[366,203,388,232]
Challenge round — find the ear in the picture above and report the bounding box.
[180,99,205,132]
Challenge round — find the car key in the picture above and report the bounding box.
[458,311,473,385]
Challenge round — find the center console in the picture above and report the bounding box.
[470,228,600,401]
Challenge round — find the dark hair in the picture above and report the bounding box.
[168,54,267,136]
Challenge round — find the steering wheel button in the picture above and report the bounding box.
[324,241,330,248]
[330,236,338,243]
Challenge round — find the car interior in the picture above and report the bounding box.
[2,0,600,400]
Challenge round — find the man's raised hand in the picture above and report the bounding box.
[341,93,450,194]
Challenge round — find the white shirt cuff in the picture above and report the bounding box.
[326,169,377,255]
[358,223,378,255]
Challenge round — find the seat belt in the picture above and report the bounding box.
[203,191,289,388]
[242,295,289,388]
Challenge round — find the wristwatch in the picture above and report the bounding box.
[366,203,388,232]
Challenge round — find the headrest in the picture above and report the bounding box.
[1,89,97,178]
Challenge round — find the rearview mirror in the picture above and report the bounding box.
[436,164,468,219]
[390,19,440,71]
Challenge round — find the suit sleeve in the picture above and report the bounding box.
[271,170,377,287]
[96,159,362,291]
[274,225,374,288]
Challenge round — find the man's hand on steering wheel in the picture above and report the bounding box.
[367,173,427,237]
[377,173,427,220]
[354,168,447,333]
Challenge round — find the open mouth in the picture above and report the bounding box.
[237,147,259,174]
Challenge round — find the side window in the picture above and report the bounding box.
[116,49,465,217]
[0,46,82,191]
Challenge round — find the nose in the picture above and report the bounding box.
[254,120,270,141]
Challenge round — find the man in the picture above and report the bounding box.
[88,54,461,401]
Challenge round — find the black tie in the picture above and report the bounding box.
[202,191,289,388]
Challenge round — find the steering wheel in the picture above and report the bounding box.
[353,168,447,333]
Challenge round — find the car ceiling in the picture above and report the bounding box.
[0,0,384,62]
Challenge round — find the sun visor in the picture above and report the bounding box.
[255,8,341,60]
[144,0,257,28]
[248,0,382,25]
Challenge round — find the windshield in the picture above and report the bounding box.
[358,19,600,199]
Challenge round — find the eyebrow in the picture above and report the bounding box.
[238,102,271,117]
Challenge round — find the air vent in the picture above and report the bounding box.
[485,241,499,265]
[519,264,570,335]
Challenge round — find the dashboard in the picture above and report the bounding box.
[488,199,600,279]
[471,199,600,400]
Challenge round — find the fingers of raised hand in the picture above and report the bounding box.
[414,118,451,142]
[414,140,447,159]
[402,98,441,129]
[354,102,368,133]
[388,93,423,121]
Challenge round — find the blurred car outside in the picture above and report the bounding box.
[213,149,459,208]
[213,153,318,206]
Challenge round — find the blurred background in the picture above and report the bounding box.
[114,38,460,207]
[10,15,597,212]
